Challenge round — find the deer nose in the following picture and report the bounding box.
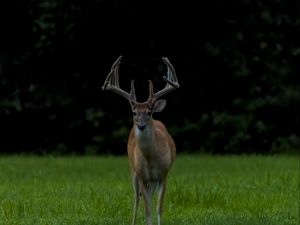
[138,125,146,131]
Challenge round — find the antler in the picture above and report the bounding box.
[147,57,179,105]
[102,56,136,104]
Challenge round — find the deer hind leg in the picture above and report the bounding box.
[157,179,167,225]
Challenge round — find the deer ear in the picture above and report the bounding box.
[152,99,167,113]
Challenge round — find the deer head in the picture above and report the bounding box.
[102,56,179,131]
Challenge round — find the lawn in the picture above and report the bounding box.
[0,154,298,225]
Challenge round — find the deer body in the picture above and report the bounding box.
[128,119,176,179]
[102,56,179,225]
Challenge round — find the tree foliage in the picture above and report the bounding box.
[0,0,299,154]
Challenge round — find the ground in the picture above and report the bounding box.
[0,154,298,225]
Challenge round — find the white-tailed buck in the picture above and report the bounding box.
[102,56,179,225]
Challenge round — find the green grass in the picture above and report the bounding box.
[0,154,298,225]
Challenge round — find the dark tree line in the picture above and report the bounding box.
[0,0,299,154]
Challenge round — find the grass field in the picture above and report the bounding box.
[0,154,298,225]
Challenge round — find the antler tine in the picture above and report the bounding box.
[130,79,136,102]
[102,56,136,104]
[147,80,155,105]
[162,57,179,85]
[113,56,121,87]
[147,57,179,104]
[102,56,122,90]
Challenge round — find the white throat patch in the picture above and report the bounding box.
[135,125,155,150]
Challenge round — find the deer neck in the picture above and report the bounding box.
[134,120,157,158]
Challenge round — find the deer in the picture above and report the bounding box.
[102,56,179,225]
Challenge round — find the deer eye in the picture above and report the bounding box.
[132,112,137,116]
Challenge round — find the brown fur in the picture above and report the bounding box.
[127,119,176,180]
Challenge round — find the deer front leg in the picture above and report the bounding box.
[131,175,140,225]
[157,179,167,225]
[141,181,155,225]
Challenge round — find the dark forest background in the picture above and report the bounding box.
[0,0,299,155]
